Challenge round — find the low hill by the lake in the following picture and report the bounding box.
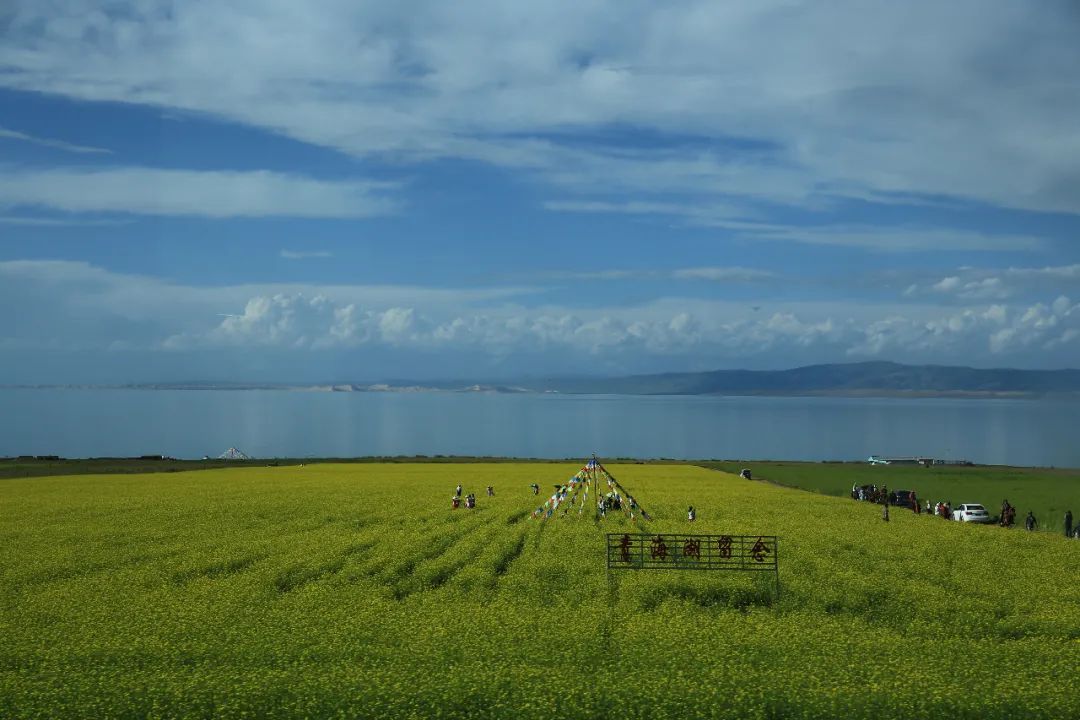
[520,361,1080,397]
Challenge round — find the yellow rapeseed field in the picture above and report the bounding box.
[2,463,1078,718]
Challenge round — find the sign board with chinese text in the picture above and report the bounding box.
[606,533,778,573]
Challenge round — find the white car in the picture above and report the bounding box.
[953,503,991,523]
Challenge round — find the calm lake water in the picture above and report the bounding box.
[1,389,1078,467]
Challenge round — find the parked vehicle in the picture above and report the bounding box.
[953,503,991,523]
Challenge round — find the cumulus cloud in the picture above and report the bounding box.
[164,291,1080,368]
[0,260,534,351]
[0,167,401,218]
[3,261,1080,379]
[905,264,1080,301]
[2,0,1078,220]
[849,300,1080,358]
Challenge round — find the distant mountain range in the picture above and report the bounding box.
[513,361,1080,397]
[13,361,1080,397]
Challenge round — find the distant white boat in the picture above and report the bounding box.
[867,455,924,465]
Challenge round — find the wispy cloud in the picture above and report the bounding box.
[0,167,402,219]
[281,249,333,260]
[2,2,1078,218]
[549,198,1046,252]
[672,267,776,282]
[534,267,775,283]
[736,224,1046,253]
[0,125,111,154]
[0,215,132,227]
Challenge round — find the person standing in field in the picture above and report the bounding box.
[455,484,462,497]
[687,505,696,522]
[1064,510,1072,538]
[1025,511,1037,531]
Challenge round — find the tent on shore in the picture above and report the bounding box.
[217,447,251,460]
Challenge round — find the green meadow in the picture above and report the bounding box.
[705,461,1080,532]
[2,463,1079,719]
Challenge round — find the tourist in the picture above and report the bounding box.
[530,483,539,495]
[452,496,460,509]
[1065,510,1073,538]
[1025,511,1036,531]
[925,499,932,515]
[487,485,494,497]
[687,505,696,522]
[455,484,462,497]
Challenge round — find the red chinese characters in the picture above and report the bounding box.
[682,538,701,560]
[650,536,668,561]
[718,535,733,559]
[750,536,771,563]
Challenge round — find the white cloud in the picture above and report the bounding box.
[0,167,401,218]
[0,125,111,154]
[0,260,535,350]
[672,267,775,282]
[280,249,333,259]
[537,266,775,283]
[0,215,132,227]
[2,1,1078,218]
[161,288,1080,367]
[3,261,1080,377]
[933,277,961,292]
[906,264,1080,301]
[727,225,1044,252]
[546,200,1046,251]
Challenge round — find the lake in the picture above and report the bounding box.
[1,389,1078,467]
[4,388,1075,468]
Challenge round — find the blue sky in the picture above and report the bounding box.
[1,1,1079,383]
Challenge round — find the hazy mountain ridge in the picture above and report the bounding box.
[8,362,1080,397]
[524,361,1080,396]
